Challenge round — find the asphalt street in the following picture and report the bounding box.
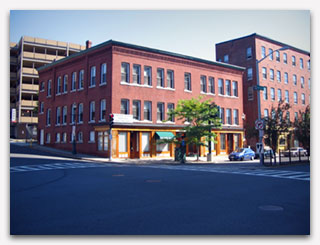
[10,143,310,235]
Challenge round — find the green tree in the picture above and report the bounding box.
[293,105,310,154]
[263,101,292,152]
[162,96,222,161]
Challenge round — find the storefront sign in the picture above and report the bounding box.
[113,114,133,123]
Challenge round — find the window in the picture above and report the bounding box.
[71,103,76,124]
[261,46,266,58]
[233,109,239,125]
[62,132,67,143]
[294,92,298,104]
[184,73,191,91]
[308,78,311,89]
[269,48,273,60]
[286,112,290,123]
[264,109,269,119]
[270,87,275,101]
[263,87,268,100]
[284,72,288,84]
[89,131,95,142]
[300,58,304,69]
[307,60,310,70]
[226,108,232,124]
[225,80,231,96]
[144,101,152,121]
[223,54,229,63]
[248,87,254,101]
[277,89,282,102]
[246,47,252,59]
[99,99,106,121]
[40,81,45,92]
[144,66,152,86]
[118,132,128,152]
[79,70,84,89]
[277,70,281,82]
[218,78,224,95]
[55,133,60,143]
[219,107,225,124]
[63,75,68,93]
[262,67,267,79]
[121,62,130,83]
[97,131,108,151]
[220,134,226,150]
[301,76,305,88]
[132,100,141,120]
[200,75,207,93]
[293,74,297,86]
[62,106,67,124]
[275,50,280,62]
[269,69,274,81]
[285,90,289,103]
[78,103,83,123]
[100,63,107,85]
[167,70,174,89]
[57,76,62,94]
[167,103,175,122]
[46,109,51,126]
[283,53,287,64]
[90,66,96,87]
[78,131,83,143]
[40,102,44,114]
[292,56,296,66]
[247,67,253,80]
[132,64,141,84]
[56,107,61,125]
[157,102,165,121]
[301,93,305,105]
[89,101,95,122]
[157,68,164,87]
[232,81,238,97]
[209,77,215,94]
[121,99,129,114]
[46,133,51,143]
[47,80,52,97]
[295,112,298,122]
[71,72,77,91]
[142,133,150,152]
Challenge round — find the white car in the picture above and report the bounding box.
[283,147,307,157]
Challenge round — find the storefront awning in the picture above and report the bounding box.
[155,131,175,140]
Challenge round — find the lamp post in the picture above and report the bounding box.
[255,46,289,165]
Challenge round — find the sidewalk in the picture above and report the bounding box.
[11,139,266,168]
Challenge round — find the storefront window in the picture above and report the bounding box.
[220,134,226,150]
[142,133,150,152]
[119,132,128,152]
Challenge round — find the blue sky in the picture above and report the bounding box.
[10,10,310,61]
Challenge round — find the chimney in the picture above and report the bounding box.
[86,40,92,49]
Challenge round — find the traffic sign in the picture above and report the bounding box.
[256,143,264,154]
[255,119,264,130]
[253,85,265,91]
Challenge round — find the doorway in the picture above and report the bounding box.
[227,134,234,154]
[130,132,139,159]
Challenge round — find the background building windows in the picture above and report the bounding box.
[247,68,253,80]
[144,101,152,121]
[79,70,84,89]
[232,81,238,97]
[157,68,164,87]
[121,62,130,83]
[184,73,191,91]
[262,67,267,79]
[246,47,252,59]
[133,64,141,84]
[132,100,141,120]
[218,78,224,95]
[100,99,106,121]
[167,103,175,122]
[167,70,174,89]
[78,103,83,123]
[100,63,107,85]
[209,77,215,94]
[157,102,165,121]
[144,66,152,86]
[200,75,207,93]
[89,101,95,121]
[90,66,96,87]
[121,99,129,114]
[261,46,266,58]
[233,109,239,125]
[71,72,77,91]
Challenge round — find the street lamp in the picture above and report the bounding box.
[255,46,289,165]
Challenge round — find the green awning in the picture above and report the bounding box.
[155,131,174,140]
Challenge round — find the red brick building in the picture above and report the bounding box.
[37,40,245,159]
[216,33,310,150]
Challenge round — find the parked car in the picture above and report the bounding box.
[229,148,255,161]
[283,147,308,157]
[254,147,275,159]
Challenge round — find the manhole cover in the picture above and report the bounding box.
[259,205,284,211]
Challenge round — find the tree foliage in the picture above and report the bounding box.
[161,96,222,160]
[263,101,292,152]
[293,105,310,152]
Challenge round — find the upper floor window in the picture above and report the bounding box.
[47,80,52,97]
[78,103,83,123]
[223,54,229,63]
[307,60,310,70]
[219,107,225,124]
[56,76,62,95]
[277,89,282,102]
[275,50,280,62]
[263,87,268,100]
[200,75,207,93]
[293,74,297,86]
[269,69,274,81]
[144,66,152,86]
[283,53,287,64]
[301,93,305,105]
[79,70,84,90]
[71,103,77,124]
[132,100,141,120]
[40,81,45,92]
[100,63,107,85]
[218,78,224,95]
[46,109,51,126]
[225,80,231,96]
[89,101,95,122]
[262,67,267,79]
[247,67,253,80]
[133,64,141,84]
[144,101,152,121]
[167,70,174,89]
[120,99,129,115]
[232,81,238,97]
[63,75,68,93]
[184,73,191,91]
[40,102,44,114]
[56,107,61,125]
[277,70,281,82]
[208,77,215,94]
[292,56,296,66]
[246,47,252,59]
[157,102,165,121]
[71,72,77,91]
[62,106,67,125]
[226,108,232,125]
[268,48,273,60]
[284,72,289,84]
[167,103,175,122]
[90,66,96,87]
[301,76,305,88]
[270,87,275,101]
[100,99,106,121]
[300,58,304,69]
[121,62,130,83]
[157,68,164,87]
[285,90,289,103]
[294,92,298,104]
[261,46,266,58]
[233,109,239,125]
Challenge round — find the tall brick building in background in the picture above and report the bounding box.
[216,33,310,150]
[37,40,245,159]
